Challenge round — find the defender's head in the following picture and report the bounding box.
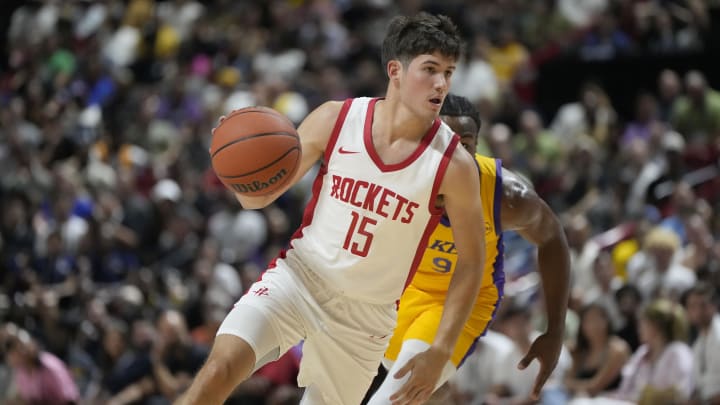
[440,94,481,154]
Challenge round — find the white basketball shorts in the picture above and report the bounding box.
[217,256,397,405]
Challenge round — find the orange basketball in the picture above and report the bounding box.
[210,107,301,196]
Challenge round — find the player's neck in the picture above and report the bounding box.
[374,97,436,144]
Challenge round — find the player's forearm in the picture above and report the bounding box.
[234,192,278,209]
[432,259,484,352]
[175,364,237,405]
[536,231,571,334]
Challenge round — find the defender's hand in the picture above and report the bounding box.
[518,331,563,400]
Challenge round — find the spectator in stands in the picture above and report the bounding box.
[671,71,720,155]
[512,109,566,197]
[621,93,661,146]
[626,226,696,302]
[486,23,530,90]
[483,299,572,405]
[614,285,643,351]
[1,1,718,403]
[551,82,618,149]
[662,182,716,274]
[1,323,79,405]
[448,328,517,404]
[684,282,720,405]
[579,12,633,61]
[612,299,694,404]
[583,251,624,329]
[147,310,209,402]
[657,69,683,122]
[565,302,631,398]
[566,214,602,310]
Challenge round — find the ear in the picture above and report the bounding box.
[387,60,402,82]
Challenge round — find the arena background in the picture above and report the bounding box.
[1,1,719,404]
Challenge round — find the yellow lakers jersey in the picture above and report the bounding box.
[410,154,504,296]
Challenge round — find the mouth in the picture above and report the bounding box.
[428,97,443,110]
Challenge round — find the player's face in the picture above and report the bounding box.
[394,52,456,119]
[441,115,479,155]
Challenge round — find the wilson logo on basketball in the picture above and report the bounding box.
[231,168,288,193]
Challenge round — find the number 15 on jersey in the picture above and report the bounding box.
[343,211,377,257]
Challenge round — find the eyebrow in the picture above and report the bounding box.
[421,60,456,69]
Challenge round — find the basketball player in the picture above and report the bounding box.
[367,95,571,404]
[177,13,487,405]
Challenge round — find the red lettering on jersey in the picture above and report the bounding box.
[401,201,419,223]
[351,180,369,208]
[377,188,396,218]
[392,194,409,220]
[363,183,382,212]
[330,175,342,199]
[340,177,354,202]
[329,175,420,224]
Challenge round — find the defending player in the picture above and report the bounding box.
[177,14,486,405]
[367,95,571,404]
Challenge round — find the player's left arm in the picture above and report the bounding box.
[391,146,486,405]
[500,168,571,399]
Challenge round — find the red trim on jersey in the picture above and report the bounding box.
[403,214,442,291]
[323,98,353,166]
[363,98,442,173]
[267,99,353,270]
[403,134,459,291]
[427,134,460,216]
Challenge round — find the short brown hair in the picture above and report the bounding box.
[381,12,463,69]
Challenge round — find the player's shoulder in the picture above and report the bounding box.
[438,147,480,197]
[298,100,347,144]
[501,167,537,201]
[446,145,479,180]
[308,100,346,122]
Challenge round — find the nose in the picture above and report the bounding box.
[434,74,448,92]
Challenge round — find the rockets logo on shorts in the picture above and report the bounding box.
[252,287,270,296]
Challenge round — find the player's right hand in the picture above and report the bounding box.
[517,331,562,400]
[390,346,449,405]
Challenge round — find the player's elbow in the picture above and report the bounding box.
[204,358,235,384]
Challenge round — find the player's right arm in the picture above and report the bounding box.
[232,101,344,209]
[391,146,486,404]
[499,168,570,399]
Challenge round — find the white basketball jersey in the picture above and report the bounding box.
[277,97,459,304]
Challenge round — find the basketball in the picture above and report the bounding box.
[210,107,301,196]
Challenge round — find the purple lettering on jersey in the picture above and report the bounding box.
[429,239,450,252]
[377,188,396,218]
[428,239,456,254]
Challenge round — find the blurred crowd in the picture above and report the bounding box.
[0,1,719,404]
